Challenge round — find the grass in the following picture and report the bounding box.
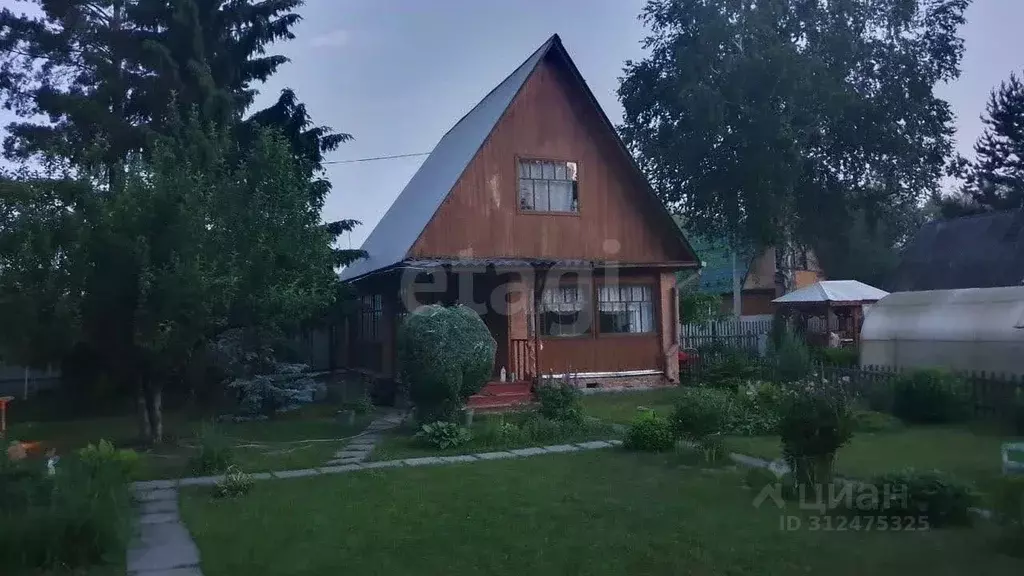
[8,404,375,480]
[579,388,681,424]
[370,412,620,461]
[728,426,1024,497]
[180,450,1023,576]
[579,387,1023,499]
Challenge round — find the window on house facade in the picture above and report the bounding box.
[518,159,579,213]
[359,294,382,342]
[539,285,591,336]
[598,285,654,334]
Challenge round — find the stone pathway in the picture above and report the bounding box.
[322,410,404,467]
[126,407,623,576]
[128,485,201,576]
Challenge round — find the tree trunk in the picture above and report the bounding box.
[137,385,151,443]
[146,385,164,444]
[731,247,742,318]
[22,367,29,400]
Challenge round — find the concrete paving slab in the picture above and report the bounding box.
[141,498,179,514]
[319,464,363,474]
[271,468,320,479]
[474,451,517,460]
[403,456,443,467]
[139,511,179,525]
[543,444,581,453]
[361,460,404,469]
[137,488,178,502]
[178,475,223,487]
[510,447,549,456]
[438,455,478,463]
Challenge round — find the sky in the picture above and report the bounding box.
[2,0,1022,249]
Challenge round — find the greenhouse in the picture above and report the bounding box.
[860,286,1024,375]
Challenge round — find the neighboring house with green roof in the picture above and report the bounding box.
[678,234,825,318]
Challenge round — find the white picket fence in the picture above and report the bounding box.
[680,318,772,355]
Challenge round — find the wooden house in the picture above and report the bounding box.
[338,35,700,406]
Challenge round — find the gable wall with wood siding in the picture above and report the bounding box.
[409,54,691,265]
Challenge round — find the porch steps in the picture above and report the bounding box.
[468,381,533,412]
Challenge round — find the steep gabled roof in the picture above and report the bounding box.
[891,210,1024,291]
[341,34,695,281]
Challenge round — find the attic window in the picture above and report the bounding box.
[518,159,579,213]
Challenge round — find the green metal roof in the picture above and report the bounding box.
[676,233,757,295]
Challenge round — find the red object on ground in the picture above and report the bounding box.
[468,381,533,412]
[0,396,11,440]
[678,350,699,366]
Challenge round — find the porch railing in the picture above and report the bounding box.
[510,338,534,381]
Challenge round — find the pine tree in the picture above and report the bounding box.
[959,73,1024,212]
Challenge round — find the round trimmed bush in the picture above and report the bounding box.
[623,411,675,452]
[670,388,731,442]
[398,304,496,422]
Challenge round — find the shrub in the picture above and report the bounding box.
[537,374,584,422]
[345,392,375,415]
[730,381,784,436]
[870,469,976,527]
[779,381,854,488]
[865,382,894,413]
[697,346,760,389]
[228,364,326,418]
[623,411,675,452]
[813,347,859,367]
[1012,389,1024,435]
[189,423,234,475]
[478,418,524,445]
[0,458,52,515]
[213,465,254,499]
[771,329,813,383]
[891,369,970,424]
[992,476,1024,555]
[398,305,496,422]
[851,410,903,433]
[670,388,731,442]
[0,458,132,573]
[415,421,472,450]
[77,440,141,481]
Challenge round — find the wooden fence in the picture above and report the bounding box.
[680,355,1024,423]
[821,364,1023,422]
[680,319,772,355]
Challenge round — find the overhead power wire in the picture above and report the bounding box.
[323,151,431,165]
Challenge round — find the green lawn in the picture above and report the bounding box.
[370,413,620,461]
[8,405,374,480]
[728,426,1024,496]
[579,388,681,424]
[180,450,1022,576]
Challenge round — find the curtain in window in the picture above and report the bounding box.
[598,285,654,334]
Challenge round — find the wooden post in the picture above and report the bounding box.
[533,267,543,382]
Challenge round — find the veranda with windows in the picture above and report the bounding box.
[340,262,679,388]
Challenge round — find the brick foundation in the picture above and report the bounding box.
[570,373,672,393]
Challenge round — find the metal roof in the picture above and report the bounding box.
[890,210,1024,291]
[339,37,556,281]
[772,280,888,304]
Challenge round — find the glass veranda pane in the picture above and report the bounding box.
[543,162,555,179]
[554,162,566,180]
[519,180,534,210]
[549,181,573,211]
[534,180,549,211]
